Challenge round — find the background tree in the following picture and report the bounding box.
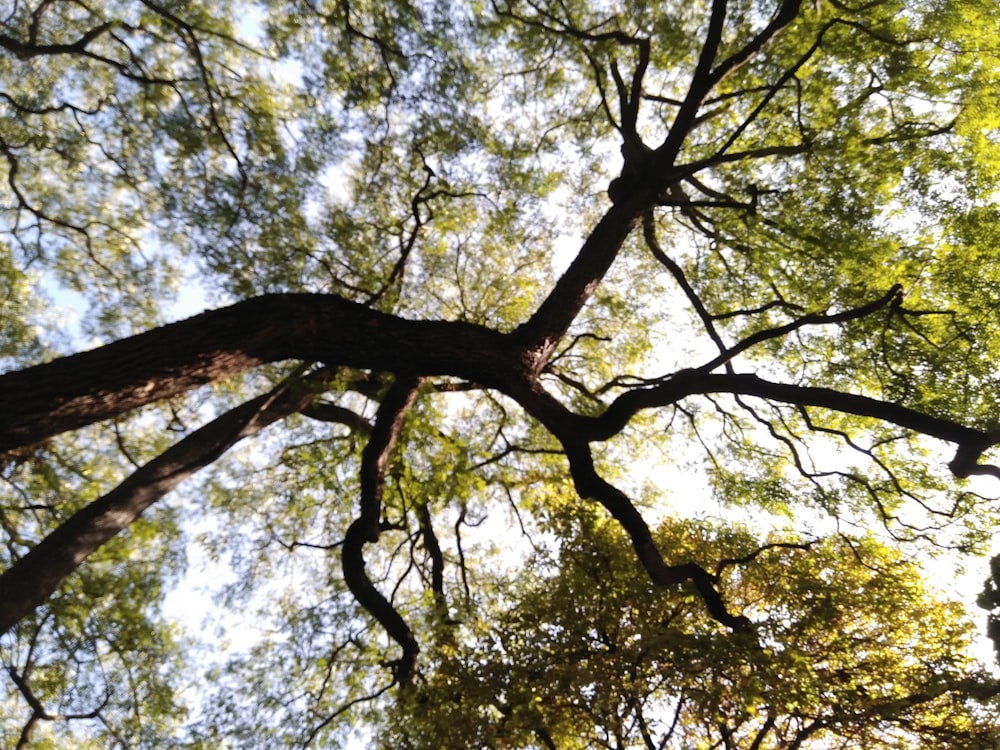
[1,0,1000,746]
[387,506,999,749]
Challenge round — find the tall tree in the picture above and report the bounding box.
[1,0,999,745]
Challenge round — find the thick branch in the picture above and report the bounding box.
[417,504,446,608]
[0,373,322,635]
[594,372,992,450]
[357,377,423,542]
[0,294,513,453]
[514,202,641,359]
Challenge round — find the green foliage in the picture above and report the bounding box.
[387,507,999,748]
[2,0,1000,746]
[1,511,191,747]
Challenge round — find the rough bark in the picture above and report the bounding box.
[0,294,513,453]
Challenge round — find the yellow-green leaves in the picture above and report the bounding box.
[386,506,999,748]
[4,0,1000,746]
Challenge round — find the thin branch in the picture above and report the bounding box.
[642,211,732,372]
[695,285,903,373]
[708,17,828,162]
[302,680,395,747]
[715,539,818,576]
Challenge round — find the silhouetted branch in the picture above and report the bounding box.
[342,375,423,686]
[0,367,325,635]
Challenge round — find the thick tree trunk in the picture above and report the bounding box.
[0,294,515,453]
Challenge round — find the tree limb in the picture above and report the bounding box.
[0,294,512,452]
[656,0,803,167]
[341,375,423,687]
[695,284,903,373]
[0,370,325,635]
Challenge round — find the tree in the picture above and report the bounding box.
[387,506,999,749]
[0,0,999,745]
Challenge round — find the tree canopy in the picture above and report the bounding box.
[1,0,1000,746]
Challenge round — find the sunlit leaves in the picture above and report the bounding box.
[387,506,999,748]
[3,0,1000,746]
[1,510,189,747]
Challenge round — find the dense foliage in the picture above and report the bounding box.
[1,0,1000,746]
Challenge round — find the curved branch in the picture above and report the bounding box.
[341,375,423,687]
[514,370,1000,483]
[696,284,903,373]
[510,379,750,630]
[300,403,371,435]
[0,369,325,635]
[559,435,751,631]
[357,377,423,542]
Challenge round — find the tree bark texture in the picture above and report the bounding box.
[0,294,515,453]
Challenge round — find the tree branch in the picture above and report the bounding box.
[417,504,446,609]
[0,23,116,60]
[508,379,751,631]
[658,0,729,162]
[514,202,641,358]
[643,211,732,371]
[695,284,903,373]
[341,375,423,687]
[0,369,324,635]
[606,372,990,446]
[0,294,513,453]
[655,0,803,167]
[300,402,371,435]
[560,436,751,631]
